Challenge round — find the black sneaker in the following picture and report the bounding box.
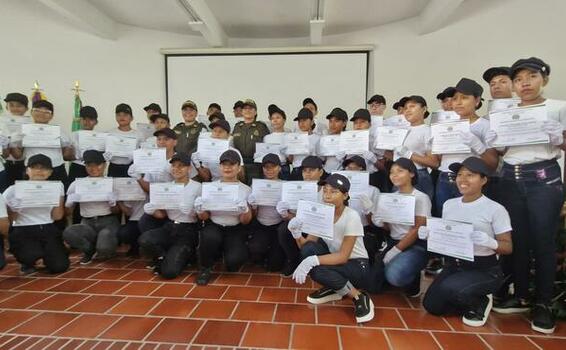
[280,263,296,278]
[531,304,555,334]
[492,296,530,314]
[152,257,163,275]
[196,267,212,286]
[306,287,343,305]
[424,258,443,276]
[126,247,140,258]
[463,294,492,327]
[353,291,374,323]
[20,264,37,275]
[80,252,94,265]
[404,276,421,298]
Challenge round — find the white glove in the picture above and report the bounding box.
[247,193,258,209]
[287,217,304,239]
[371,214,384,227]
[485,130,498,147]
[394,146,413,160]
[334,151,346,162]
[236,200,249,214]
[459,131,487,155]
[383,246,402,265]
[363,150,378,164]
[106,193,117,206]
[542,119,564,146]
[193,197,205,214]
[276,201,290,218]
[6,197,24,212]
[292,255,320,284]
[192,152,201,165]
[417,226,430,240]
[127,164,143,180]
[471,231,498,250]
[0,135,9,148]
[358,194,374,215]
[144,202,159,215]
[65,193,82,207]
[103,152,113,162]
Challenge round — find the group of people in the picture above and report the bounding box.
[0,56,564,333]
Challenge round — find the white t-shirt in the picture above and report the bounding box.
[396,124,431,170]
[19,124,71,167]
[67,177,113,218]
[0,196,8,218]
[209,181,251,226]
[292,134,321,167]
[443,195,512,256]
[292,119,329,136]
[321,206,368,259]
[3,183,64,226]
[503,99,566,165]
[388,188,431,240]
[439,117,490,172]
[165,180,201,223]
[106,128,137,165]
[122,200,146,221]
[349,186,379,227]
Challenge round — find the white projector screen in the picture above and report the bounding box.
[165,50,369,124]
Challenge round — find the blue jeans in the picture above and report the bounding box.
[383,239,427,287]
[434,171,461,217]
[415,168,434,201]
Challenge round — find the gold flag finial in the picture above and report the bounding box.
[71,80,84,95]
[33,80,40,90]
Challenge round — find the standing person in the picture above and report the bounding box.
[293,97,329,136]
[488,57,565,334]
[139,113,171,149]
[232,99,270,184]
[207,103,221,117]
[264,105,290,179]
[436,87,456,111]
[233,100,244,119]
[321,107,348,174]
[173,100,208,156]
[367,94,387,121]
[483,67,514,100]
[3,93,31,187]
[286,108,322,181]
[143,103,161,120]
[420,157,512,328]
[392,97,409,115]
[105,103,137,178]
[287,173,383,323]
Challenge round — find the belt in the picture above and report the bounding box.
[502,159,558,180]
[85,213,114,220]
[445,255,498,269]
[5,160,24,165]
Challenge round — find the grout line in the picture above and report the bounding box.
[228,300,239,320]
[440,316,455,332]
[429,331,445,350]
[525,336,544,350]
[140,316,166,343]
[288,323,294,350]
[336,325,343,350]
[96,315,126,338]
[477,334,495,350]
[2,310,45,334]
[271,303,277,323]
[238,321,251,347]
[187,318,208,346]
[382,329,394,350]
[394,308,409,329]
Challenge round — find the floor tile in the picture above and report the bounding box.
[231,301,275,321]
[0,291,52,309]
[191,300,236,319]
[59,268,103,279]
[47,279,97,293]
[100,316,162,341]
[490,313,538,335]
[259,287,296,302]
[193,320,247,346]
[528,337,566,350]
[432,332,489,350]
[274,303,316,323]
[46,339,74,349]
[480,334,539,350]
[247,274,281,287]
[213,273,250,285]
[398,309,451,330]
[90,268,133,280]
[82,281,131,294]
[0,290,18,302]
[109,297,161,315]
[69,295,125,313]
[0,310,40,332]
[339,328,389,350]
[221,286,261,301]
[0,277,33,290]
[385,329,440,350]
[29,293,86,311]
[187,285,227,299]
[443,315,499,333]
[150,284,193,298]
[149,299,199,318]
[317,305,357,325]
[146,319,203,343]
[29,338,59,350]
[55,314,121,338]
[372,293,412,308]
[292,324,339,350]
[14,278,64,291]
[120,270,156,281]
[116,282,162,296]
[366,308,406,328]
[241,322,291,349]
[10,312,79,335]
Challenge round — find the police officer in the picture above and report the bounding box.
[173,100,208,156]
[231,98,270,184]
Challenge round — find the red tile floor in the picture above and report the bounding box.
[0,252,564,349]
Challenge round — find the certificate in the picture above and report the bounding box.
[318,135,340,156]
[430,120,471,154]
[0,116,31,140]
[105,135,137,157]
[283,133,309,155]
[78,130,107,152]
[253,143,283,163]
[339,130,369,155]
[15,181,62,208]
[76,178,114,202]
[430,111,460,124]
[22,124,61,148]
[332,171,369,197]
[383,115,410,128]
[265,132,285,145]
[489,105,549,147]
[296,200,335,240]
[113,178,146,201]
[197,138,229,163]
[251,179,282,206]
[201,182,240,211]
[133,148,167,173]
[374,193,415,225]
[427,218,474,262]
[487,98,520,113]
[149,183,184,209]
[371,116,384,127]
[281,181,318,210]
[136,123,155,141]
[374,126,409,150]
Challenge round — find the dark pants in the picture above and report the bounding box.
[108,163,131,178]
[139,222,199,279]
[423,256,503,315]
[0,170,7,193]
[435,171,461,217]
[499,160,564,304]
[9,224,70,273]
[248,220,285,271]
[301,239,384,294]
[277,220,302,270]
[48,164,70,192]
[5,160,25,186]
[199,221,248,271]
[138,213,167,234]
[243,162,261,186]
[415,168,434,201]
[63,215,120,256]
[279,164,291,181]
[371,160,393,193]
[68,163,88,224]
[118,220,141,252]
[0,239,5,270]
[290,167,303,181]
[362,225,386,265]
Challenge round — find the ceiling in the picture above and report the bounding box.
[88,0,430,39]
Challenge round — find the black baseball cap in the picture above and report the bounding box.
[302,97,317,110]
[143,103,161,113]
[242,99,257,109]
[208,102,221,111]
[83,150,105,164]
[27,154,53,169]
[326,107,348,121]
[318,173,350,193]
[367,94,386,105]
[342,155,366,170]
[233,100,244,109]
[350,108,370,122]
[392,157,418,185]
[208,112,225,122]
[149,113,170,123]
[392,96,409,110]
[268,105,286,119]
[32,100,54,112]
[262,153,281,167]
[80,106,98,119]
[293,107,314,121]
[436,87,456,100]
[209,119,231,133]
[510,57,550,79]
[454,78,483,97]
[482,67,511,83]
[405,95,430,118]
[219,149,241,164]
[115,103,132,115]
[170,152,192,165]
[301,156,323,169]
[153,127,177,139]
[4,93,28,107]
[449,157,492,176]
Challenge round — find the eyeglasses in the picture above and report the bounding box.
[32,108,53,115]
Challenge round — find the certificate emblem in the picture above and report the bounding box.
[39,127,44,131]
[311,206,317,212]
[147,152,152,156]
[36,185,42,189]
[393,198,398,203]
[294,136,298,140]
[447,126,453,132]
[445,225,452,231]
[164,187,169,192]
[512,114,520,120]
[266,184,271,188]
[297,185,302,190]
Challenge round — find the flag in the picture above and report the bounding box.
[72,92,82,131]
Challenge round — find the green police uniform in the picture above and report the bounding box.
[173,121,208,156]
[232,120,270,184]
